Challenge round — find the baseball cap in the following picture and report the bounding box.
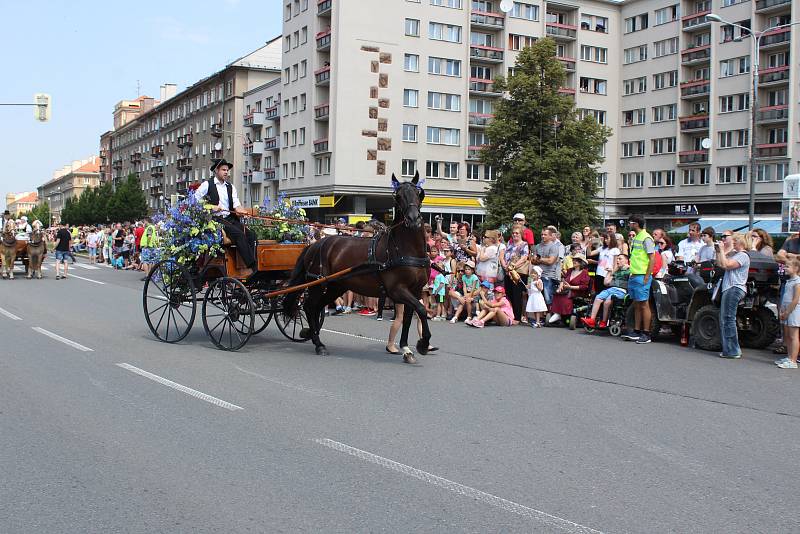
[493,285,505,294]
[480,280,493,289]
[513,213,525,221]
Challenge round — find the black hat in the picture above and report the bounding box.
[210,158,233,172]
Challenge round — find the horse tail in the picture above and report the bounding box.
[282,243,313,313]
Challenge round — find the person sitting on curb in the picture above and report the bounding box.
[469,285,514,328]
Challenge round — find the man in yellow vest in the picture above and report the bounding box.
[138,217,160,281]
[622,215,656,344]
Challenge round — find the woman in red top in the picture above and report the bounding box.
[549,254,591,321]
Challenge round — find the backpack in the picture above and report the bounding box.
[651,250,663,276]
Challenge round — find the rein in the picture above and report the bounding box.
[244,213,397,236]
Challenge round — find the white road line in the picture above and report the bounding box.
[31,327,94,352]
[116,363,243,411]
[315,438,605,534]
[0,307,22,321]
[321,328,385,344]
[73,263,100,270]
[235,365,338,398]
[64,273,105,285]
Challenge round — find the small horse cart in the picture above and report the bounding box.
[142,238,320,351]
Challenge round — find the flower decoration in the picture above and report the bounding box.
[247,192,310,244]
[159,194,223,267]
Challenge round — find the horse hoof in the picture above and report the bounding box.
[315,346,329,356]
[299,327,312,339]
[416,340,429,355]
[403,353,417,364]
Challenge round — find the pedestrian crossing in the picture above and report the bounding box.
[15,262,102,272]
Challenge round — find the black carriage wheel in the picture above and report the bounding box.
[275,290,325,343]
[238,291,272,336]
[143,260,196,343]
[202,277,255,351]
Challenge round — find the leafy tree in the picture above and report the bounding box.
[107,173,148,223]
[482,38,611,233]
[20,202,51,226]
[61,197,76,225]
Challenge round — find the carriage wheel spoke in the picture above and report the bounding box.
[172,303,190,329]
[208,313,228,336]
[169,307,182,339]
[154,300,170,334]
[147,302,168,316]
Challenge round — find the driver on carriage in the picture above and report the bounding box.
[16,216,32,241]
[193,158,257,277]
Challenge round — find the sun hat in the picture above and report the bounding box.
[480,280,493,289]
[513,213,525,221]
[465,260,475,269]
[572,253,588,265]
[493,285,505,294]
[532,265,543,276]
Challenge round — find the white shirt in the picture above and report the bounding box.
[677,238,703,262]
[15,222,31,240]
[596,246,620,278]
[194,178,241,217]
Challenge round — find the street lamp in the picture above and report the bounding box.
[708,13,800,230]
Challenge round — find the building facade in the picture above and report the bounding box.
[37,157,101,223]
[241,79,283,208]
[5,192,38,216]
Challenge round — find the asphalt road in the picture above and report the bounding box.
[1,259,798,533]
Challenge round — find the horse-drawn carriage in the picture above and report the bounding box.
[0,219,46,279]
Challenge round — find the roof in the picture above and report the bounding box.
[15,192,38,204]
[74,160,100,173]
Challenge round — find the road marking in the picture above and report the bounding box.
[235,365,339,398]
[31,327,93,352]
[315,438,604,533]
[321,328,385,344]
[0,307,22,321]
[116,363,243,411]
[65,273,105,285]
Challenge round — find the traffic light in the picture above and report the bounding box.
[34,93,51,122]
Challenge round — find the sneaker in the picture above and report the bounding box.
[621,331,640,341]
[358,308,376,316]
[581,317,596,328]
[449,317,458,324]
[376,316,383,321]
[343,306,352,314]
[718,352,742,359]
[777,360,798,369]
[474,319,485,328]
[774,357,790,365]
[465,318,473,326]
[635,333,652,344]
[598,321,608,329]
[528,320,538,328]
[333,306,344,315]
[548,313,561,324]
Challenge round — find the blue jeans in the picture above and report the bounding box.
[720,287,745,356]
[541,277,556,305]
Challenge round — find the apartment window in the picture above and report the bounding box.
[290,162,296,178]
[469,132,488,147]
[508,34,537,51]
[429,22,462,42]
[766,52,789,69]
[284,36,291,52]
[721,20,750,43]
[720,56,749,77]
[621,140,645,158]
[315,156,331,175]
[651,137,677,154]
[653,70,678,90]
[402,124,418,142]
[467,164,480,180]
[426,160,440,178]
[299,128,306,145]
[291,96,298,113]
[298,161,304,179]
[653,37,679,58]
[718,166,747,184]
[766,88,787,107]
[427,91,461,111]
[404,54,419,72]
[581,45,608,64]
[405,18,420,36]
[510,2,538,21]
[623,76,646,95]
[650,170,675,187]
[301,26,308,44]
[426,126,460,145]
[300,60,307,78]
[283,132,289,146]
[470,99,494,114]
[292,64,299,81]
[652,104,677,122]
[402,159,417,177]
[624,13,648,33]
[300,94,306,111]
[654,5,679,25]
[722,0,747,5]
[430,0,461,7]
[442,162,459,179]
[623,45,647,64]
[719,93,749,113]
[621,172,644,189]
[283,67,290,84]
[579,77,607,95]
[471,65,492,79]
[718,129,749,148]
[403,89,419,107]
[767,127,788,144]
[580,14,608,33]
[622,108,646,126]
[579,108,607,125]
[226,80,233,96]
[292,31,299,48]
[428,57,461,76]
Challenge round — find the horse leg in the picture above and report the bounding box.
[303,287,332,356]
[412,299,432,356]
[398,303,416,364]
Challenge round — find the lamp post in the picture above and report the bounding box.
[707,14,800,230]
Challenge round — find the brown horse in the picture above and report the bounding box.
[284,172,431,363]
[26,221,46,279]
[0,220,17,279]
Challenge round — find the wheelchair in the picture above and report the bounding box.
[582,294,631,336]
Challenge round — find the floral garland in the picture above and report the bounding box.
[159,194,224,266]
[248,193,311,244]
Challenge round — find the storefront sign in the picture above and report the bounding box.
[674,204,699,216]
[290,195,334,208]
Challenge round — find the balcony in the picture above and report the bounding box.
[243,111,265,128]
[682,10,711,31]
[316,30,331,51]
[313,138,330,154]
[211,149,224,159]
[679,115,710,132]
[112,159,123,170]
[756,0,792,13]
[759,65,790,86]
[244,141,265,156]
[761,27,790,49]
[264,168,278,181]
[556,56,576,71]
[545,22,577,40]
[558,87,577,98]
[680,80,710,99]
[756,105,789,123]
[177,133,193,147]
[470,45,504,63]
[264,136,279,151]
[315,65,331,86]
[150,144,164,158]
[129,152,142,163]
[151,165,164,178]
[468,113,494,128]
[177,157,192,170]
[470,10,504,30]
[317,0,332,16]
[679,150,709,165]
[149,185,164,197]
[467,145,486,161]
[265,104,280,120]
[314,103,330,120]
[245,170,265,184]
[755,143,788,158]
[681,45,711,65]
[210,123,223,137]
[469,77,502,96]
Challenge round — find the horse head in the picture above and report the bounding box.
[391,171,425,229]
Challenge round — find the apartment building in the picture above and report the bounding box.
[103,41,281,211]
[4,192,38,216]
[241,79,283,208]
[37,157,101,223]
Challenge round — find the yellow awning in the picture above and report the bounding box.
[422,196,483,208]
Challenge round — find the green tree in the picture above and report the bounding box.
[107,173,148,222]
[61,197,76,225]
[482,38,611,233]
[21,202,51,226]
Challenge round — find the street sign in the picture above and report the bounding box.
[674,204,699,216]
[34,93,51,122]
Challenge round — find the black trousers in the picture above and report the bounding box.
[217,215,256,268]
[504,274,529,321]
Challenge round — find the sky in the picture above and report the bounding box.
[1,0,283,208]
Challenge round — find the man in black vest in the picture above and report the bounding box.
[194,158,256,276]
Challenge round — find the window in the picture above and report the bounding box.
[653,70,679,90]
[402,124,418,142]
[719,93,749,113]
[718,166,747,184]
[654,5,679,25]
[467,164,480,180]
[300,93,306,111]
[469,132,488,147]
[650,170,675,187]
[292,64,299,81]
[292,31,299,48]
[652,104,677,122]
[431,0,461,7]
[579,77,607,95]
[470,99,494,114]
[283,67,290,85]
[651,137,677,154]
[427,91,461,111]
[428,57,461,76]
[767,127,788,144]
[722,0,747,5]
[284,3,292,21]
[443,162,459,179]
[404,54,419,72]
[622,108,646,126]
[426,126,460,145]
[426,160,440,178]
[767,88,787,107]
[721,20,750,43]
[623,45,647,64]
[579,108,607,125]
[581,45,608,64]
[284,35,291,52]
[429,22,462,42]
[299,128,306,145]
[301,26,308,44]
[621,140,645,158]
[718,129,749,148]
[623,76,646,95]
[621,172,644,189]
[402,159,417,177]
[580,14,608,33]
[508,34,537,51]
[405,18,420,36]
[720,56,749,77]
[624,13,648,33]
[314,156,331,175]
[653,37,679,58]
[300,60,307,78]
[510,2,538,21]
[682,168,709,186]
[403,89,419,107]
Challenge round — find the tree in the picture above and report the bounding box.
[107,173,148,223]
[482,38,611,233]
[20,202,51,226]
